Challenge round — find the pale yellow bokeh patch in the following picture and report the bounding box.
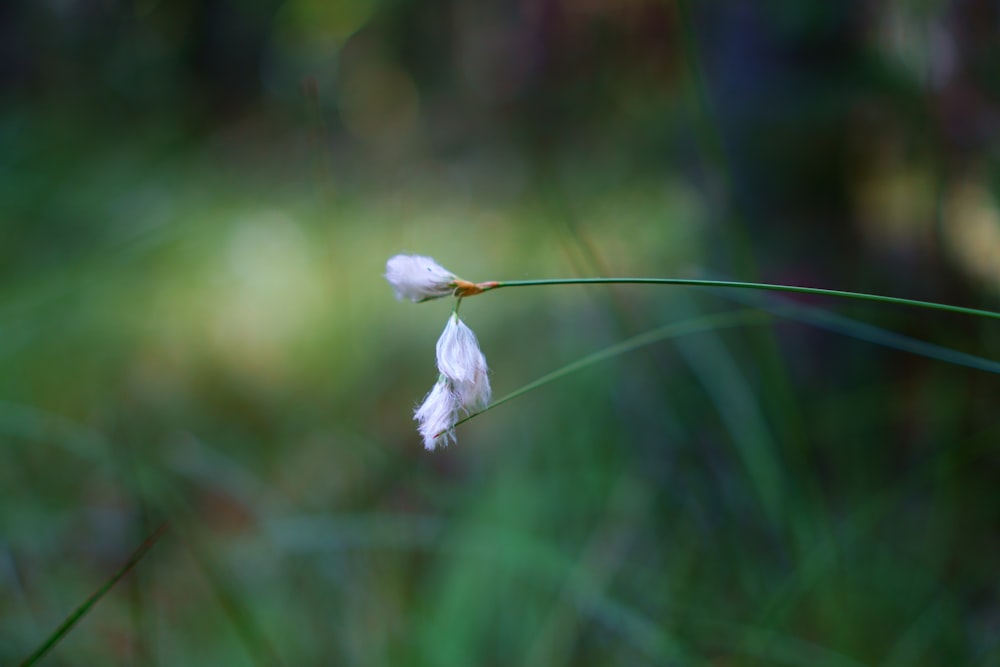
[207,210,327,380]
[944,180,1000,294]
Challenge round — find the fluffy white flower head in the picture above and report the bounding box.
[414,377,458,450]
[385,254,457,302]
[436,313,491,410]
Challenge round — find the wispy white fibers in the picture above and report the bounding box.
[385,254,457,302]
[436,312,491,410]
[414,377,458,450]
[386,255,491,449]
[412,314,491,450]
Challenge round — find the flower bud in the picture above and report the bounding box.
[385,254,457,302]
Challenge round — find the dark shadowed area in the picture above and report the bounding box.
[2,1,999,665]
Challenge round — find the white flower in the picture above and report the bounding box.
[411,314,492,451]
[385,254,457,302]
[436,313,491,410]
[414,377,458,450]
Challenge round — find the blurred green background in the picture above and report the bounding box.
[2,1,1000,665]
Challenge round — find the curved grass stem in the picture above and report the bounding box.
[447,310,768,434]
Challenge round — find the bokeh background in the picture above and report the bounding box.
[2,1,999,665]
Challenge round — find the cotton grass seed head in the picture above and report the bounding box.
[385,254,458,302]
[388,254,494,450]
[436,313,491,410]
[414,377,458,450]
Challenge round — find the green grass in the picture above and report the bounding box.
[3,102,999,667]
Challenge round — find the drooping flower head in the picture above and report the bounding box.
[436,312,491,410]
[412,313,492,450]
[385,254,458,302]
[389,254,493,450]
[414,377,458,450]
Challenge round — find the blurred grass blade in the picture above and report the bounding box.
[707,288,1000,374]
[0,401,114,464]
[880,597,948,667]
[19,522,169,667]
[143,446,288,667]
[674,327,784,523]
[176,526,288,667]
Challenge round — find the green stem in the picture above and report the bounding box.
[450,310,768,432]
[486,278,1000,321]
[20,522,169,667]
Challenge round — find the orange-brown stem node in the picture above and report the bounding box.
[453,279,488,297]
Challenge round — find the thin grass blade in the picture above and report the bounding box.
[451,309,769,431]
[19,522,169,667]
